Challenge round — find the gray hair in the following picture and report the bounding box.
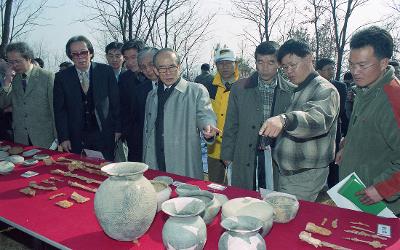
[6,42,35,60]
[153,48,181,67]
[137,47,159,64]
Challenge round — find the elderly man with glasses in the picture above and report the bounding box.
[0,42,56,148]
[259,39,339,202]
[53,35,120,160]
[142,48,219,179]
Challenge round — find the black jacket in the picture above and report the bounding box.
[53,62,120,155]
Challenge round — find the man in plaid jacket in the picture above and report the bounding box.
[259,39,339,201]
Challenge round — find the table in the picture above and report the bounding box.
[0,142,399,249]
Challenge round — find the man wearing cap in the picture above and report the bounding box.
[205,47,240,184]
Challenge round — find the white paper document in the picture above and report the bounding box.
[83,149,105,160]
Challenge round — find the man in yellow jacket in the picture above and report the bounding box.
[206,47,240,184]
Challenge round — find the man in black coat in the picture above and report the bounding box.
[316,58,349,187]
[127,47,159,161]
[53,35,120,160]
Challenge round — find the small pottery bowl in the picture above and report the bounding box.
[153,175,173,186]
[179,190,221,224]
[213,193,229,206]
[150,180,172,212]
[6,155,24,164]
[0,151,9,160]
[0,161,15,175]
[175,183,201,196]
[222,197,274,236]
[263,192,299,223]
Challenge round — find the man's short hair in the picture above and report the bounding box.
[343,71,353,81]
[137,47,159,64]
[105,41,123,54]
[59,61,73,68]
[65,35,94,60]
[200,63,210,71]
[350,26,393,60]
[34,57,44,68]
[254,41,280,59]
[277,39,312,64]
[6,42,35,60]
[121,39,146,55]
[315,58,335,70]
[153,48,180,67]
[389,60,399,67]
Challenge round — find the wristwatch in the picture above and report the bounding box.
[279,114,288,130]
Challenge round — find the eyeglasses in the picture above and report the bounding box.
[281,62,300,71]
[140,64,154,71]
[71,50,89,58]
[349,62,377,71]
[157,65,178,73]
[7,60,24,65]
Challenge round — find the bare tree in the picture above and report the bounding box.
[0,0,49,58]
[231,0,293,45]
[329,0,370,80]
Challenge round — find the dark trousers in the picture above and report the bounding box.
[81,129,114,161]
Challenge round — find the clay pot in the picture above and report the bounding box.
[150,180,172,212]
[222,197,274,236]
[162,197,207,250]
[219,216,266,250]
[178,189,221,225]
[94,162,157,241]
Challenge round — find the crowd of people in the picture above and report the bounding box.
[0,25,399,216]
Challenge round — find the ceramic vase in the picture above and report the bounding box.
[218,216,266,250]
[94,162,157,241]
[150,180,172,212]
[162,197,207,250]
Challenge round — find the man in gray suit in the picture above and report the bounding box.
[143,48,219,179]
[0,42,56,148]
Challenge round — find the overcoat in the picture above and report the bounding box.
[143,78,216,179]
[221,72,293,190]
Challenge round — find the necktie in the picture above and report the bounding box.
[22,73,27,92]
[80,71,89,94]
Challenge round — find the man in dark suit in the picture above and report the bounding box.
[316,58,349,187]
[126,47,159,161]
[53,35,120,160]
[118,39,145,160]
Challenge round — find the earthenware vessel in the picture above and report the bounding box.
[162,197,207,250]
[263,192,299,223]
[219,216,266,250]
[150,180,172,212]
[175,183,201,196]
[222,197,274,236]
[178,189,221,224]
[94,162,157,241]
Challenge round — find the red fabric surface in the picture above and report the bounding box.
[0,142,399,250]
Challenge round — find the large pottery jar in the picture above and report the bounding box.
[94,162,157,241]
[162,197,207,250]
[219,216,266,250]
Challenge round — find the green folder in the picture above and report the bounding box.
[338,174,386,215]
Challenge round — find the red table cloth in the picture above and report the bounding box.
[0,142,399,250]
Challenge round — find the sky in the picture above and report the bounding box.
[26,0,394,72]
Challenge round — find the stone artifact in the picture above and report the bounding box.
[222,197,274,236]
[55,200,74,208]
[71,191,90,203]
[305,222,332,236]
[162,197,207,250]
[219,216,266,250]
[94,162,157,241]
[299,231,350,250]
